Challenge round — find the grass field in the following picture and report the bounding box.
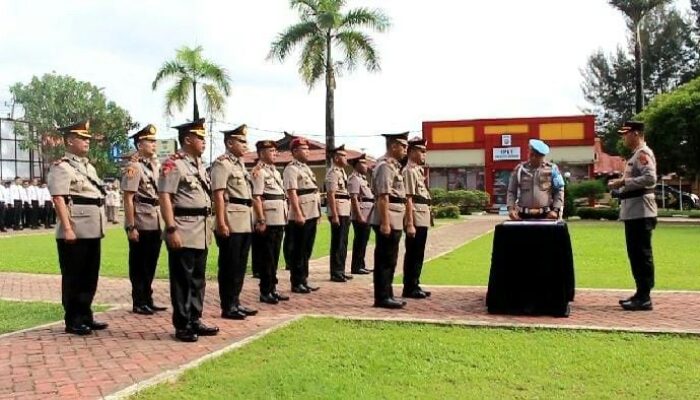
[418,221,700,290]
[0,300,105,334]
[132,317,700,400]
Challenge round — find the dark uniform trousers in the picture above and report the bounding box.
[128,230,162,307]
[0,202,5,230]
[624,217,657,299]
[329,216,350,278]
[252,226,284,294]
[168,247,207,330]
[30,200,39,228]
[283,224,293,270]
[22,202,30,227]
[403,226,428,292]
[56,238,101,326]
[13,200,22,229]
[288,218,318,286]
[351,221,371,272]
[43,200,55,228]
[215,233,252,312]
[372,226,402,301]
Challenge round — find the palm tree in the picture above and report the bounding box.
[609,0,670,113]
[268,0,390,163]
[152,45,232,120]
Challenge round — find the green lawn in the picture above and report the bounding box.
[0,300,68,334]
[132,318,700,400]
[418,221,700,290]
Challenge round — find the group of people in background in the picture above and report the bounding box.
[0,177,55,231]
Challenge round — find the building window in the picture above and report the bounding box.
[429,167,484,191]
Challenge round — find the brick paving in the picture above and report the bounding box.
[0,216,699,399]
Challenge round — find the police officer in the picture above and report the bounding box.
[48,120,109,335]
[251,140,290,304]
[370,132,409,309]
[283,137,321,294]
[27,179,40,229]
[0,180,7,232]
[211,124,258,320]
[347,154,373,275]
[326,144,353,282]
[9,177,23,230]
[506,139,565,220]
[607,121,657,311]
[159,118,219,342]
[402,138,432,299]
[122,124,167,315]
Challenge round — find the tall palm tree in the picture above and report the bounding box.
[152,45,232,120]
[268,0,390,163]
[609,0,670,113]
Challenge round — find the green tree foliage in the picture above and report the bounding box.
[9,73,136,177]
[152,45,231,120]
[268,0,390,163]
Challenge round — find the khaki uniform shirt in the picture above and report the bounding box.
[121,156,162,231]
[506,161,564,211]
[158,152,213,249]
[325,164,351,217]
[210,152,253,233]
[620,144,657,220]
[283,159,321,221]
[48,152,106,239]
[347,171,374,221]
[251,162,287,226]
[369,157,406,230]
[403,161,432,228]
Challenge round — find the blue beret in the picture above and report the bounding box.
[529,139,550,155]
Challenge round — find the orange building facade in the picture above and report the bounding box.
[423,115,596,206]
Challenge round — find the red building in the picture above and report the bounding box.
[423,115,596,206]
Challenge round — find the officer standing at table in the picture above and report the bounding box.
[251,140,290,304]
[325,144,353,282]
[607,121,657,311]
[402,137,432,299]
[210,124,258,320]
[347,154,373,275]
[506,139,565,220]
[159,118,219,342]
[370,132,409,309]
[122,124,167,315]
[48,120,109,335]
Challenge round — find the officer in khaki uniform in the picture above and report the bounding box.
[506,139,565,220]
[211,124,258,320]
[370,132,409,309]
[48,120,109,335]
[251,140,290,304]
[347,153,373,275]
[122,124,167,315]
[158,119,219,342]
[402,138,433,299]
[607,121,657,311]
[283,137,321,294]
[326,144,353,282]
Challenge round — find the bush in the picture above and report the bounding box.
[569,180,607,203]
[576,207,619,220]
[430,189,490,213]
[434,205,461,219]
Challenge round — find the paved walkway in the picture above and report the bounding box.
[1,216,699,399]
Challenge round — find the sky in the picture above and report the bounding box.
[0,0,692,161]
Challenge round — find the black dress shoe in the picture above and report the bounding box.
[292,285,311,294]
[402,289,428,299]
[304,283,320,291]
[351,268,371,275]
[193,322,220,336]
[65,324,92,336]
[260,293,279,304]
[88,320,109,330]
[618,294,638,305]
[148,303,168,312]
[621,298,653,311]
[175,329,198,342]
[221,309,247,320]
[343,274,354,280]
[237,305,258,316]
[373,298,406,309]
[273,292,290,301]
[416,287,432,297]
[133,305,154,315]
[330,275,347,283]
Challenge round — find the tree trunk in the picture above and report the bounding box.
[634,21,644,113]
[325,31,335,168]
[192,81,200,120]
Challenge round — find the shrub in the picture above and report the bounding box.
[576,207,619,220]
[430,189,490,213]
[569,180,607,205]
[434,205,461,219]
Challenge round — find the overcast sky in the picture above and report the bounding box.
[0,0,691,161]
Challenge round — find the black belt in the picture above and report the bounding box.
[262,194,285,201]
[174,207,211,217]
[520,207,551,215]
[67,196,104,206]
[361,197,374,203]
[227,197,252,206]
[619,188,654,200]
[297,188,318,196]
[135,195,159,206]
[389,196,406,204]
[412,196,432,205]
[334,194,350,200]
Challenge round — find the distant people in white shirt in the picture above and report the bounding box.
[0,181,8,232]
[9,177,23,230]
[38,181,54,228]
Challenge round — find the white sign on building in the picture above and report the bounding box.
[493,147,521,161]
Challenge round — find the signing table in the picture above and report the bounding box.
[486,220,575,317]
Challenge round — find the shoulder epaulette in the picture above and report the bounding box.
[52,157,69,166]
